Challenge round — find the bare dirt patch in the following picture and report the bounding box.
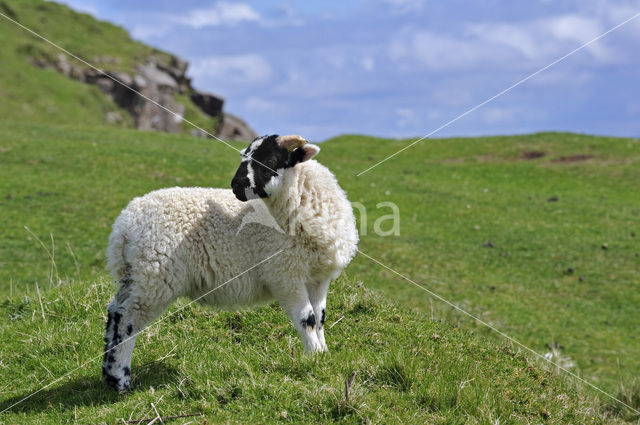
[552,154,595,163]
[441,157,466,163]
[521,150,546,160]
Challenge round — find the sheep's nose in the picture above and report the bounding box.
[232,181,248,201]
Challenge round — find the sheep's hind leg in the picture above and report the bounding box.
[103,274,173,392]
[103,298,135,392]
[271,283,323,353]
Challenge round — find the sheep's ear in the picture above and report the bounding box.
[293,144,320,163]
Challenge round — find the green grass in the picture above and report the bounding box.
[1,0,173,72]
[323,133,640,396]
[0,122,238,289]
[0,0,216,133]
[0,274,608,424]
[3,1,637,422]
[174,92,220,137]
[0,123,640,423]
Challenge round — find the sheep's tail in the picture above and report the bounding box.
[105,214,129,283]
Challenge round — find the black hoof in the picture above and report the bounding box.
[104,372,131,392]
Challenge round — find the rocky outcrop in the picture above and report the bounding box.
[218,114,258,141]
[38,52,257,140]
[156,56,190,92]
[190,92,224,119]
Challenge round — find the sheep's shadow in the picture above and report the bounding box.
[0,362,178,414]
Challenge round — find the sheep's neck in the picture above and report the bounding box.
[263,166,325,241]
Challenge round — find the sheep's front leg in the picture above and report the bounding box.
[308,279,330,352]
[270,283,323,353]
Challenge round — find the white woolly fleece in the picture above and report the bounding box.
[105,159,358,310]
[102,158,358,391]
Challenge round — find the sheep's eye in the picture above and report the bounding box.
[264,159,277,169]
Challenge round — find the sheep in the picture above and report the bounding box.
[102,134,359,392]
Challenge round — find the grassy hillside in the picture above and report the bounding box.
[0,0,216,134]
[1,122,639,422]
[0,273,605,424]
[324,132,640,396]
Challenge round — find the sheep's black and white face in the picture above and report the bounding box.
[231,134,320,202]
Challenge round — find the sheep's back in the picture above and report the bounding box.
[106,187,250,288]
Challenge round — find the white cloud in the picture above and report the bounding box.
[482,106,548,124]
[431,87,473,107]
[267,3,305,27]
[317,48,347,70]
[190,54,272,85]
[468,23,546,60]
[379,0,426,13]
[395,107,416,128]
[527,69,593,87]
[389,29,514,71]
[547,15,612,62]
[178,2,260,29]
[272,69,358,100]
[605,2,640,32]
[482,107,516,124]
[548,15,602,42]
[391,13,619,73]
[245,96,281,114]
[362,56,375,71]
[471,14,611,63]
[130,22,172,40]
[626,101,640,115]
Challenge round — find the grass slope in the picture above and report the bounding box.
[0,0,217,135]
[0,122,639,422]
[0,274,604,424]
[323,133,640,397]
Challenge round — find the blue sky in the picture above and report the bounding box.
[55,0,640,141]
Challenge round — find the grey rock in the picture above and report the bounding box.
[171,57,188,77]
[106,111,123,124]
[34,50,258,138]
[92,55,120,65]
[51,53,86,80]
[190,91,225,118]
[157,56,190,93]
[189,128,209,138]
[111,71,133,87]
[94,77,115,93]
[157,56,188,79]
[139,62,177,90]
[55,53,72,76]
[133,75,147,89]
[130,71,184,133]
[218,113,258,141]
